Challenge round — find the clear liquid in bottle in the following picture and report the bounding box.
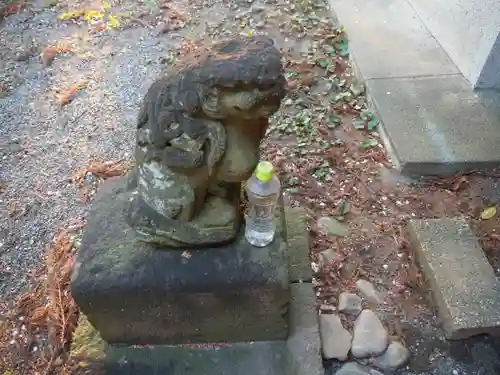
[244,161,281,247]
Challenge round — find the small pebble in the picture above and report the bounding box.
[371,341,410,372]
[319,248,342,268]
[356,279,383,304]
[338,292,362,316]
[320,304,336,312]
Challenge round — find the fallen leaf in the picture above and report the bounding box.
[353,119,365,130]
[315,58,329,68]
[107,14,120,28]
[1,0,24,17]
[57,80,88,106]
[360,139,378,148]
[92,23,107,31]
[83,9,104,23]
[30,306,48,323]
[326,114,341,128]
[349,81,365,97]
[58,10,85,20]
[367,116,378,130]
[480,206,497,220]
[41,44,72,66]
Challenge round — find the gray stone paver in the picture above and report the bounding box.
[328,0,500,176]
[327,0,459,80]
[407,217,500,340]
[366,75,500,176]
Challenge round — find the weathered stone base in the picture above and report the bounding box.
[71,176,293,345]
[407,217,500,340]
[70,283,323,375]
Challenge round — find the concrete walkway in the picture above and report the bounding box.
[328,0,500,177]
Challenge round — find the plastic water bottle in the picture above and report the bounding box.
[244,161,281,247]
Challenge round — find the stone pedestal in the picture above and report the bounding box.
[70,283,322,375]
[70,176,322,375]
[71,176,290,345]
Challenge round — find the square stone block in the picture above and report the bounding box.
[71,176,290,345]
[407,217,500,339]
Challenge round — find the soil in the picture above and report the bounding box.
[1,0,500,374]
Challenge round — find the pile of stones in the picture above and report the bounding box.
[319,279,410,375]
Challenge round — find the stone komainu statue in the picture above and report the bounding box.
[126,36,287,248]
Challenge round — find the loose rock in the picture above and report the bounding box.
[351,310,389,358]
[356,279,383,304]
[320,303,336,313]
[336,362,384,375]
[250,4,265,13]
[319,248,342,268]
[317,216,349,237]
[371,341,410,372]
[338,292,362,316]
[319,314,352,361]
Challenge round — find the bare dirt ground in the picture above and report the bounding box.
[1,0,500,374]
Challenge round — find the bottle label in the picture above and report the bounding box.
[254,203,274,220]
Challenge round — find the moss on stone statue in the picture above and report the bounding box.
[70,314,107,361]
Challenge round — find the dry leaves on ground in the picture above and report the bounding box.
[72,159,133,202]
[0,225,84,375]
[157,3,187,33]
[0,0,24,20]
[72,159,132,187]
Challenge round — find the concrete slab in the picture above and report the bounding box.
[366,75,500,176]
[407,217,500,340]
[406,0,500,89]
[70,283,323,375]
[327,0,459,80]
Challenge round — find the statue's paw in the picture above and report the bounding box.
[192,196,240,228]
[126,194,241,248]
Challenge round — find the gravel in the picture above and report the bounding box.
[0,2,177,298]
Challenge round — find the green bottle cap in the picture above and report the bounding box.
[255,161,275,182]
